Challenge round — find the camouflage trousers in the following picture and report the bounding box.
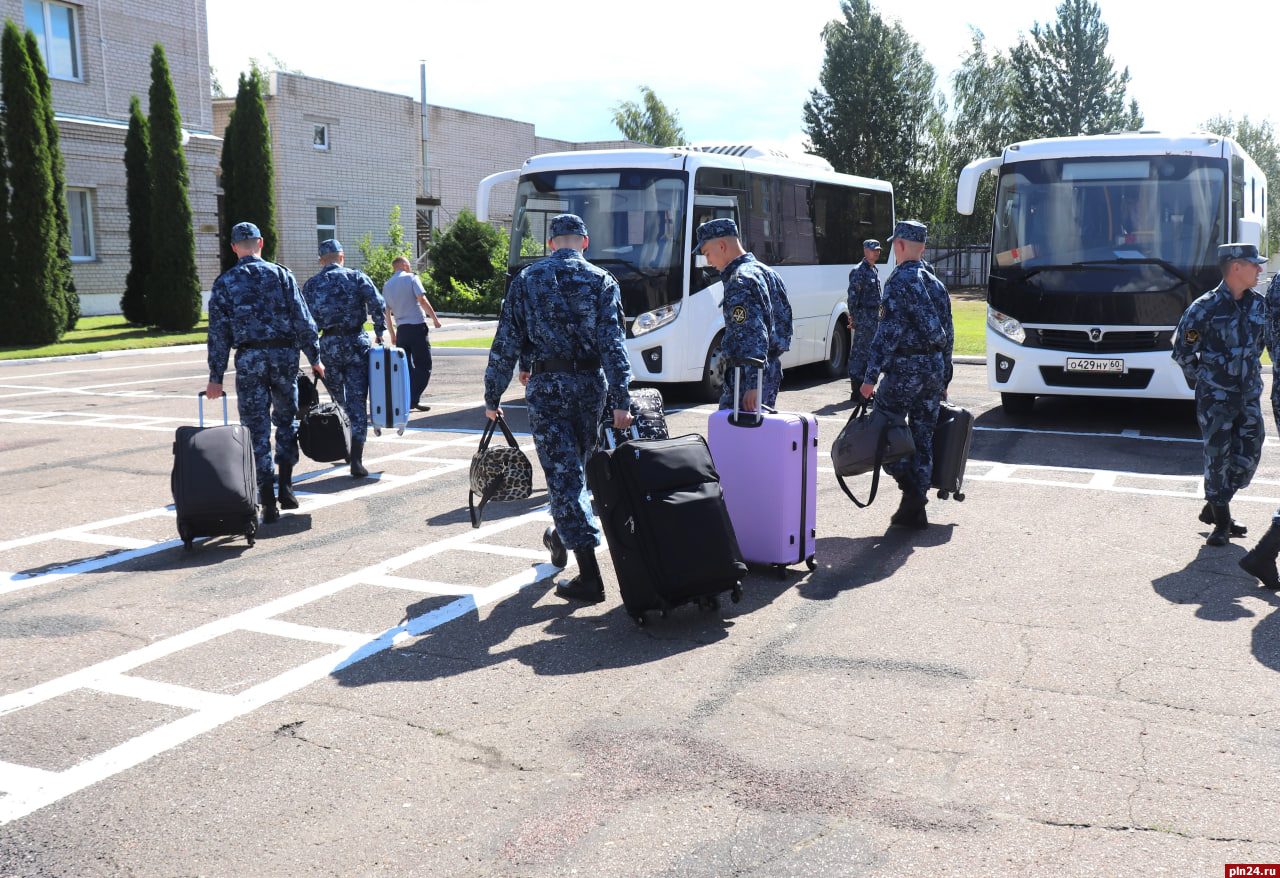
[526,370,608,551]
[876,353,947,498]
[847,305,879,385]
[320,334,372,441]
[719,357,783,411]
[1196,387,1263,504]
[233,347,301,484]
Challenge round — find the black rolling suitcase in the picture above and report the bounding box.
[586,428,747,625]
[171,393,258,550]
[931,401,974,501]
[298,377,352,463]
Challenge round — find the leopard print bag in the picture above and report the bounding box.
[468,415,533,527]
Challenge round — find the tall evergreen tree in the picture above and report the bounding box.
[0,41,11,323]
[803,0,943,218]
[611,86,687,146]
[121,94,151,325]
[25,29,78,332]
[218,68,276,270]
[1008,0,1143,142]
[0,20,64,345]
[146,43,201,331]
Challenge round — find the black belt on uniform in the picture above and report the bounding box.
[237,338,292,350]
[529,357,601,375]
[322,325,364,336]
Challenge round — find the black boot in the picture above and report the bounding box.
[543,527,568,568]
[260,478,279,524]
[555,548,606,604]
[350,441,368,478]
[1240,521,1280,589]
[1207,503,1233,547]
[1200,501,1246,537]
[890,491,927,528]
[278,463,298,510]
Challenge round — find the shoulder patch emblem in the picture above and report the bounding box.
[731,305,747,325]
[1185,329,1200,344]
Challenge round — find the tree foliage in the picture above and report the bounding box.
[611,86,687,146]
[426,208,504,291]
[219,68,276,270]
[1008,0,1142,142]
[803,0,943,219]
[356,205,413,291]
[0,19,64,345]
[121,94,151,325]
[146,43,201,331]
[0,30,10,324]
[1202,114,1280,254]
[26,29,77,332]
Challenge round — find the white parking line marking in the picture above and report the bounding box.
[0,762,59,795]
[88,676,236,713]
[240,619,372,647]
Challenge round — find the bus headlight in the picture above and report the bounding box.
[631,302,680,337]
[987,307,1026,345]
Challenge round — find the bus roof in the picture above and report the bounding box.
[998,131,1243,163]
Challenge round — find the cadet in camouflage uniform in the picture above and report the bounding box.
[860,221,954,530]
[206,222,323,524]
[1173,242,1267,549]
[302,239,387,479]
[846,238,882,395]
[484,214,633,604]
[692,219,793,410]
[1241,264,1280,585]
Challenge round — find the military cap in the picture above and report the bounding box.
[692,218,740,252]
[1217,242,1267,265]
[862,239,881,250]
[230,221,262,243]
[318,238,343,256]
[549,214,588,238]
[887,220,927,244]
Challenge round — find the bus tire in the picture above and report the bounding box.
[699,333,727,403]
[1001,392,1035,416]
[823,324,850,379]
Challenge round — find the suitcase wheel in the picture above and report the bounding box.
[373,426,382,437]
[806,555,817,572]
[631,613,647,627]
[773,564,787,580]
[955,491,965,502]
[731,584,743,603]
[396,425,406,436]
[178,522,194,552]
[246,521,257,547]
[937,489,950,501]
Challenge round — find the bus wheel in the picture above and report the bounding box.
[823,324,850,379]
[1001,392,1035,416]
[699,333,726,403]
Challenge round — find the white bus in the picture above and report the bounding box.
[957,131,1269,415]
[477,145,894,400]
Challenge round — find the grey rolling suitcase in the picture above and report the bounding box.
[171,393,258,550]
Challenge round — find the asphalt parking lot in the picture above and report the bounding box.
[2,338,1280,877]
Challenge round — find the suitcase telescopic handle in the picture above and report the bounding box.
[729,357,766,427]
[599,419,641,451]
[197,390,229,427]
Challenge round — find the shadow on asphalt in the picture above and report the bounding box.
[1151,541,1280,672]
[798,525,956,602]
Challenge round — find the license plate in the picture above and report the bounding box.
[1065,357,1124,373]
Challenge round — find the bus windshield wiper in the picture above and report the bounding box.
[1075,258,1191,284]
[1015,264,1116,281]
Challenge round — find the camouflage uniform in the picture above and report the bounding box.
[207,255,320,485]
[717,252,793,410]
[484,247,631,551]
[302,261,386,441]
[1173,279,1267,505]
[847,255,882,386]
[864,259,954,498]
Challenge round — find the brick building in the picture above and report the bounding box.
[214,71,643,287]
[2,0,222,317]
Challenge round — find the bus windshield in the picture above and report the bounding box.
[991,156,1227,286]
[510,169,687,319]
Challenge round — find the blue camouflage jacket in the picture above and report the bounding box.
[847,258,881,314]
[302,263,387,336]
[484,248,632,411]
[207,255,320,384]
[1173,280,1266,396]
[864,259,954,386]
[720,253,794,388]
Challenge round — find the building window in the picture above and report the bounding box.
[68,188,94,260]
[23,0,81,80]
[316,206,336,248]
[313,124,329,150]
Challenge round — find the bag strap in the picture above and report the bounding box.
[494,414,520,448]
[468,473,507,528]
[835,399,892,509]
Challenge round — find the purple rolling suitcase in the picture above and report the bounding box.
[707,362,818,573]
[369,344,411,435]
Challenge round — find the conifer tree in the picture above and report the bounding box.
[146,43,201,331]
[218,69,276,268]
[0,20,64,345]
[121,94,151,325]
[0,43,11,324]
[26,30,78,331]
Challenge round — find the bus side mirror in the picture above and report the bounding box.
[1238,219,1263,249]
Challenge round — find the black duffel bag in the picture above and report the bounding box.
[468,415,533,527]
[298,377,352,463]
[831,396,916,508]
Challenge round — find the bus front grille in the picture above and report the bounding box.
[1032,328,1171,354]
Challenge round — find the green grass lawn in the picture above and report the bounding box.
[951,299,986,357]
[0,315,209,361]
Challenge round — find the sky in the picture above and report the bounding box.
[206,0,1280,153]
